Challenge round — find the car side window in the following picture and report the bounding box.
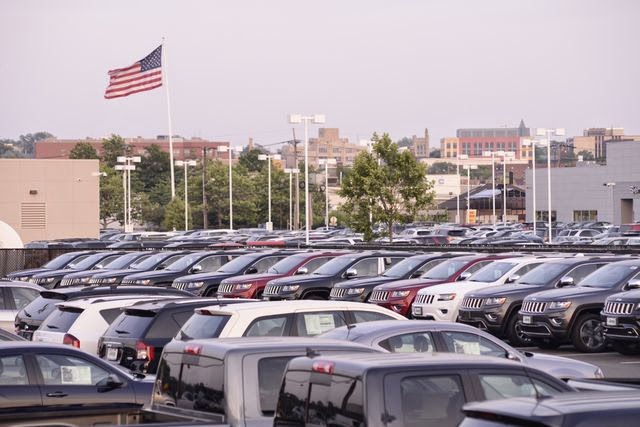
[0,355,28,385]
[301,257,333,273]
[35,354,110,386]
[512,263,541,277]
[197,256,228,272]
[352,310,397,323]
[401,374,466,427]
[463,261,492,276]
[567,263,604,284]
[379,332,435,353]
[258,356,294,415]
[478,374,563,400]
[11,287,40,310]
[415,259,446,276]
[252,256,285,273]
[440,331,507,358]
[293,312,346,336]
[244,315,288,337]
[350,258,379,277]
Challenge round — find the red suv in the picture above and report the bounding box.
[216,251,344,299]
[368,254,514,317]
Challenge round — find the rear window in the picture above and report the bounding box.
[154,352,225,415]
[177,313,231,340]
[258,357,293,415]
[104,310,156,338]
[20,294,68,321]
[39,306,83,332]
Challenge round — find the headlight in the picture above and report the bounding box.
[347,288,365,295]
[103,277,118,284]
[437,293,457,301]
[17,276,28,282]
[281,285,300,292]
[484,297,506,306]
[548,301,572,310]
[45,277,56,283]
[391,290,410,298]
[80,277,91,283]
[235,283,253,290]
[187,281,204,289]
[135,279,152,285]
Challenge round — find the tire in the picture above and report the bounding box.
[506,313,533,347]
[571,314,606,353]
[612,341,640,356]
[532,339,561,350]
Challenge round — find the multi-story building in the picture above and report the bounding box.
[281,128,367,169]
[408,129,430,159]
[568,127,640,160]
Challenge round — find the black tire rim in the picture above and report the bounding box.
[580,319,604,350]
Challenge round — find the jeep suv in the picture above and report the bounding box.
[601,282,640,355]
[518,258,640,352]
[457,256,622,346]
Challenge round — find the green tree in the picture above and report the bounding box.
[99,165,124,229]
[430,148,441,158]
[101,134,129,167]
[69,142,100,159]
[163,198,188,231]
[339,133,435,241]
[427,161,456,174]
[238,148,267,172]
[576,150,595,161]
[17,132,53,157]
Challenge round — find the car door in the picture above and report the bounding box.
[0,354,42,412]
[33,351,137,409]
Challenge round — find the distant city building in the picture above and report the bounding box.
[281,128,367,169]
[35,136,230,161]
[567,127,640,159]
[408,129,430,159]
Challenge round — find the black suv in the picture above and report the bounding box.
[29,251,127,289]
[172,250,299,296]
[329,252,466,302]
[602,284,640,355]
[57,251,152,287]
[262,251,412,301]
[97,297,256,374]
[14,285,191,340]
[518,258,640,352]
[6,250,97,282]
[457,256,622,346]
[88,251,190,286]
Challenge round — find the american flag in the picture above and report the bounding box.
[104,45,163,99]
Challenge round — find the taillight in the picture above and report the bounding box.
[63,333,80,348]
[136,341,155,361]
[312,361,335,374]
[184,344,202,355]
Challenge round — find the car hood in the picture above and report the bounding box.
[374,277,447,290]
[62,270,101,279]
[91,268,139,278]
[7,268,51,278]
[417,280,494,295]
[268,274,330,286]
[173,271,235,283]
[31,268,78,278]
[222,272,282,285]
[521,352,601,379]
[333,276,395,289]
[466,284,542,298]
[524,286,607,301]
[124,270,183,280]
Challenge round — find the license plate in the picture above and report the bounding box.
[106,347,119,361]
[606,317,617,327]
[522,315,532,324]
[413,307,422,316]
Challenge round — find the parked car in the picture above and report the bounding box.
[330,252,467,302]
[216,251,343,299]
[6,250,97,282]
[273,352,573,427]
[175,300,406,341]
[458,255,623,346]
[29,251,128,288]
[57,251,154,287]
[88,250,191,285]
[519,258,640,352]
[319,320,603,379]
[0,342,154,425]
[369,253,513,317]
[0,280,44,332]
[14,285,191,340]
[97,297,258,374]
[262,251,412,301]
[32,295,182,354]
[602,286,640,355]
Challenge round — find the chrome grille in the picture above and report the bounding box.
[414,294,435,305]
[264,285,282,295]
[172,282,188,290]
[369,290,389,302]
[30,278,47,285]
[603,301,635,315]
[60,278,73,286]
[330,287,347,298]
[461,297,483,309]
[217,283,235,293]
[521,300,547,314]
[121,279,135,285]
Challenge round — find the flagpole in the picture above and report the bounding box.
[162,39,176,199]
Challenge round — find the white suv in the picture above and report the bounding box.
[175,300,406,340]
[32,295,181,354]
[411,256,560,322]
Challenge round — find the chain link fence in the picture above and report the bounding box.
[0,249,78,278]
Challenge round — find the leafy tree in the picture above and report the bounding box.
[163,198,188,231]
[576,150,595,161]
[99,165,124,229]
[430,149,441,158]
[69,142,100,159]
[427,161,456,174]
[0,139,24,158]
[17,132,53,157]
[339,133,435,241]
[396,137,412,148]
[238,148,268,172]
[101,134,129,167]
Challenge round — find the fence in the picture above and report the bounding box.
[0,249,82,278]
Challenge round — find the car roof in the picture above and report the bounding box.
[125,297,260,313]
[195,300,406,315]
[321,319,478,339]
[57,294,179,309]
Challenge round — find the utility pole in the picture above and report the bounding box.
[202,147,208,229]
[293,128,300,230]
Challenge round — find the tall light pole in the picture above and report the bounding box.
[284,168,300,231]
[318,158,337,230]
[603,182,616,223]
[536,128,565,241]
[521,137,547,236]
[175,159,197,231]
[496,151,515,225]
[116,155,141,233]
[217,145,235,229]
[258,153,282,231]
[289,113,326,245]
[482,151,497,227]
[456,154,469,224]
[463,164,478,223]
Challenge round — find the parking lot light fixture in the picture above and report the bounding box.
[483,151,497,227]
[175,159,197,231]
[456,154,469,224]
[536,128,565,241]
[284,168,300,231]
[258,153,282,231]
[463,165,478,223]
[217,145,236,229]
[318,159,337,230]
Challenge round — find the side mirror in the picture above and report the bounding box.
[557,276,574,287]
[506,352,521,362]
[410,271,423,279]
[345,268,358,279]
[505,274,520,284]
[156,263,166,270]
[95,264,104,270]
[97,374,123,392]
[245,266,258,275]
[627,279,640,290]
[457,271,472,281]
[190,265,202,273]
[295,267,308,275]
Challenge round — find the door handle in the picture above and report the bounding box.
[46,391,68,398]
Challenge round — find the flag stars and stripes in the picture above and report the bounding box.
[104,45,163,99]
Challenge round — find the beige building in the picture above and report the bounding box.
[409,129,430,159]
[0,159,100,244]
[281,128,367,169]
[568,127,640,159]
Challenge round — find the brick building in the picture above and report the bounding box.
[281,128,367,169]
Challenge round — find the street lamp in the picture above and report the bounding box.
[456,154,469,224]
[116,155,141,233]
[284,168,300,231]
[521,137,548,236]
[217,145,236,230]
[603,182,616,223]
[496,151,515,224]
[482,151,497,227]
[536,128,565,241]
[258,153,282,231]
[318,158,337,230]
[289,113,326,244]
[175,159,197,231]
[463,164,478,223]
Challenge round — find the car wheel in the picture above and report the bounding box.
[571,314,606,353]
[612,341,640,356]
[506,313,533,347]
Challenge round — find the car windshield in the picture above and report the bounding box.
[42,252,83,269]
[267,254,308,274]
[382,257,434,278]
[71,253,113,270]
[421,258,471,280]
[216,254,258,273]
[313,255,359,275]
[105,253,147,270]
[165,253,208,271]
[469,262,517,282]
[515,263,568,286]
[579,264,640,288]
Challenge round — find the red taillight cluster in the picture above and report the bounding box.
[184,344,202,355]
[136,341,155,361]
[312,361,335,374]
[63,333,80,348]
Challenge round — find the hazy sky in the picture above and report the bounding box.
[2,0,639,148]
